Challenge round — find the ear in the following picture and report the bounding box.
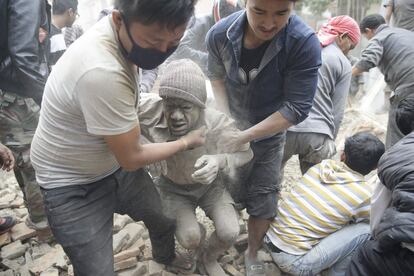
[112,10,123,31]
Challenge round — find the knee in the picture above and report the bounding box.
[177,228,202,250]
[217,221,240,246]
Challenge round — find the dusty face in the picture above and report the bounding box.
[245,0,294,42]
[163,98,202,137]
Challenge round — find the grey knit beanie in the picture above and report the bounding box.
[159,59,207,108]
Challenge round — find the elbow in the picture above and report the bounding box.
[118,158,145,172]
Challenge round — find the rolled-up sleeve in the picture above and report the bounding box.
[279,34,322,125]
[356,38,384,72]
[206,28,226,80]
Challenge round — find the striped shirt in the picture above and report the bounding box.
[267,159,371,255]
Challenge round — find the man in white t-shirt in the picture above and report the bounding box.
[31,0,205,275]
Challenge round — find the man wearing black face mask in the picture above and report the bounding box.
[30,0,206,275]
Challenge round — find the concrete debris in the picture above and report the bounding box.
[148,260,165,276]
[40,267,59,276]
[10,223,36,241]
[1,240,28,259]
[114,214,134,233]
[0,232,11,247]
[114,257,138,272]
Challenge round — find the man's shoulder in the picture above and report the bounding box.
[286,15,317,41]
[208,11,243,41]
[321,44,351,72]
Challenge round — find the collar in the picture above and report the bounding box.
[226,11,287,74]
[375,24,389,34]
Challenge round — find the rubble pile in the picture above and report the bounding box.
[0,172,282,276]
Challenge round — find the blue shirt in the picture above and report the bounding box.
[206,11,321,128]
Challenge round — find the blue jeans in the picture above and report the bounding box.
[267,223,370,276]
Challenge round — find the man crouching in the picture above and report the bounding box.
[139,59,253,275]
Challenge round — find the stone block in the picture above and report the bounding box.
[40,267,59,276]
[114,247,141,263]
[28,246,68,274]
[0,193,16,209]
[2,258,22,271]
[224,264,243,276]
[1,240,28,259]
[10,223,36,241]
[9,196,24,208]
[0,270,14,276]
[148,260,165,276]
[114,257,138,272]
[117,261,148,276]
[161,271,176,276]
[113,229,130,254]
[113,214,133,233]
[0,232,11,247]
[122,223,145,250]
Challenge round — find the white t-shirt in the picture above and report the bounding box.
[31,16,139,189]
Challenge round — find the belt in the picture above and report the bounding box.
[263,236,283,253]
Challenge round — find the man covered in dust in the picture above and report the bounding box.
[138,59,253,276]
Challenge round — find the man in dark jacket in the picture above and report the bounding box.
[0,0,50,231]
[347,94,414,276]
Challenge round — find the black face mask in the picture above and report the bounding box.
[120,15,177,70]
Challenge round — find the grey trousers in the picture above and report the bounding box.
[386,89,412,149]
[282,131,336,175]
[41,169,176,276]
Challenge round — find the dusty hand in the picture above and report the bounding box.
[0,144,15,172]
[181,126,207,150]
[146,160,167,177]
[192,155,224,185]
[219,129,248,153]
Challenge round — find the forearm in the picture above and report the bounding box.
[223,149,253,169]
[124,140,186,171]
[241,112,292,143]
[211,79,231,116]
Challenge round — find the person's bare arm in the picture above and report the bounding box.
[211,79,231,116]
[0,143,15,172]
[240,112,292,143]
[104,125,206,171]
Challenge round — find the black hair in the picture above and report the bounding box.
[52,0,78,15]
[344,132,385,175]
[396,94,414,135]
[114,0,196,30]
[360,14,386,33]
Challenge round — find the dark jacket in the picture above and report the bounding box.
[374,131,414,251]
[0,0,50,104]
[206,11,321,128]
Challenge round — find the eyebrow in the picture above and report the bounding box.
[252,6,290,14]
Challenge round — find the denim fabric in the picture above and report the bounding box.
[239,133,285,218]
[206,11,321,128]
[267,223,370,276]
[41,168,176,276]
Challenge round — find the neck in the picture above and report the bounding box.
[243,24,267,49]
[52,15,66,30]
